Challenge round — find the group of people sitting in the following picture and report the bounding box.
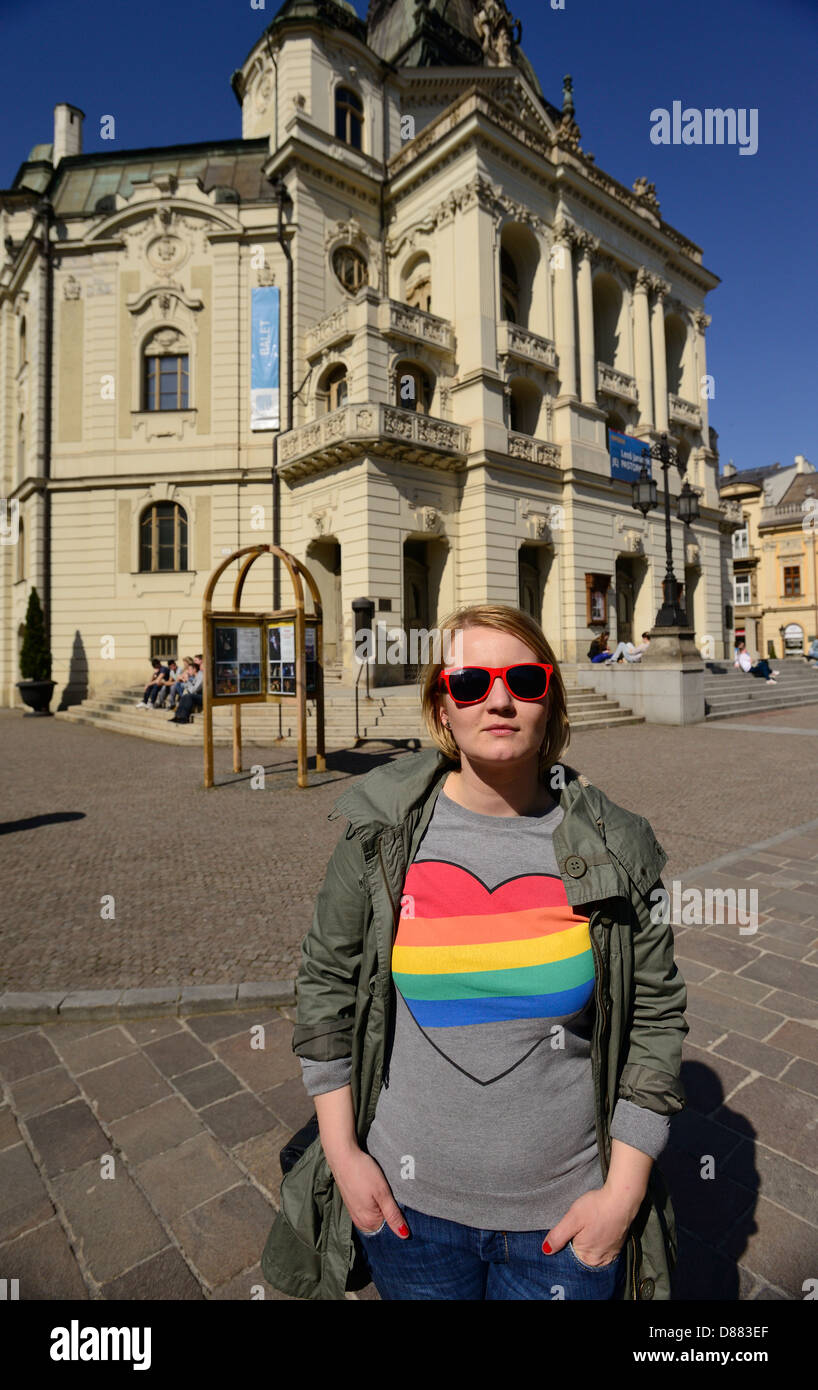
[587,630,651,664]
[733,641,779,684]
[136,655,204,723]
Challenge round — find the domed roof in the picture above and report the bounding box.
[269,0,366,39]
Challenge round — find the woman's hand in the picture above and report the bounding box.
[541,1187,632,1266]
[329,1147,410,1238]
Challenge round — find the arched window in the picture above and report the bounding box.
[394,361,432,414]
[143,331,189,410]
[18,317,27,369]
[593,275,622,367]
[332,245,368,294]
[139,502,188,572]
[335,87,363,149]
[320,364,348,413]
[507,378,541,435]
[17,415,25,483]
[500,247,519,323]
[403,253,432,313]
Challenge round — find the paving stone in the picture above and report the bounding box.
[694,970,775,1005]
[135,1133,244,1222]
[258,1076,316,1132]
[779,1056,818,1099]
[680,1044,751,1111]
[100,1246,205,1300]
[237,982,297,1006]
[0,1143,55,1241]
[0,1217,88,1299]
[712,1074,818,1168]
[719,1194,818,1298]
[77,1052,173,1122]
[122,1017,183,1045]
[212,1020,302,1092]
[657,1145,755,1244]
[672,1225,751,1301]
[737,954,818,1002]
[40,1018,117,1042]
[26,1099,110,1178]
[199,1092,277,1148]
[683,985,785,1040]
[232,1125,292,1204]
[669,931,762,974]
[51,1158,167,1284]
[668,1108,747,1165]
[669,955,715,985]
[184,1009,279,1045]
[0,1031,60,1082]
[8,1065,79,1118]
[681,1012,728,1049]
[0,1107,21,1151]
[108,1096,205,1166]
[142,1030,212,1078]
[722,1139,818,1224]
[50,1025,137,1076]
[173,1061,244,1109]
[756,989,818,1021]
[170,1182,274,1287]
[711,1032,794,1080]
[765,1019,818,1065]
[751,932,815,961]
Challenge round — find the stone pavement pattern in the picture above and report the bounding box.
[2,703,818,991]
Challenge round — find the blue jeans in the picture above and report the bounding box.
[354,1203,625,1300]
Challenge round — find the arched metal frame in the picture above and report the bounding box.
[202,543,325,789]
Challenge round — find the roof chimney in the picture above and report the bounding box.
[722,462,737,479]
[53,103,85,165]
[794,453,813,473]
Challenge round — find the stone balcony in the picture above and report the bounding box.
[379,299,455,353]
[497,321,557,372]
[669,393,702,428]
[277,402,471,480]
[596,362,638,403]
[506,430,562,467]
[305,304,353,360]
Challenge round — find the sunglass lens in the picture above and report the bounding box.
[448,668,491,702]
[506,665,548,699]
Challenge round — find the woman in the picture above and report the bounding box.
[261,604,688,1301]
[587,630,613,662]
[733,640,778,683]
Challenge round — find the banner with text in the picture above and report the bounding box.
[251,286,280,431]
[609,431,652,483]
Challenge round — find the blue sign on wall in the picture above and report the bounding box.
[251,286,280,431]
[609,431,652,483]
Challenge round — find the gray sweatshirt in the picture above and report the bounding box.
[301,787,668,1229]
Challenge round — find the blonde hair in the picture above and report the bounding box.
[418,603,570,776]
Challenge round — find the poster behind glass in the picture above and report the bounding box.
[214,625,261,697]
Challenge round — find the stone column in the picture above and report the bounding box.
[575,232,599,406]
[650,276,671,434]
[693,309,711,441]
[551,222,577,399]
[633,267,654,431]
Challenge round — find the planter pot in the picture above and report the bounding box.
[17,680,56,715]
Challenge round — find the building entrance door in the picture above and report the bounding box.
[403,540,430,682]
[615,557,636,644]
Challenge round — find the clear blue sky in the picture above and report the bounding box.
[1,0,815,474]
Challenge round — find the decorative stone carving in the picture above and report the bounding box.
[63,275,81,300]
[254,71,274,113]
[473,0,522,67]
[574,230,600,258]
[686,542,701,567]
[694,310,711,332]
[146,234,188,279]
[632,177,660,214]
[422,506,440,532]
[256,263,276,287]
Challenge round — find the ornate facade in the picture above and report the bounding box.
[1,0,732,707]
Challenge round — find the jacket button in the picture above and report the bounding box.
[564,855,587,878]
[638,1277,655,1299]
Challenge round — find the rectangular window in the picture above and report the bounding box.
[145,354,189,410]
[733,576,751,606]
[150,635,178,661]
[783,565,801,597]
[732,527,750,559]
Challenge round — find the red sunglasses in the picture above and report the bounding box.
[438,663,553,706]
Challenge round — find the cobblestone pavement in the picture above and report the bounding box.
[1,703,815,992]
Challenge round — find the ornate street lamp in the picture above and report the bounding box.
[631,432,697,628]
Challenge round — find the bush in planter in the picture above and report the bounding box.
[19,587,53,682]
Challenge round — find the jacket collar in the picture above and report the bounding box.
[328,749,666,907]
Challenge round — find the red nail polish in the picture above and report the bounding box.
[542,1240,552,1254]
[398,1223,409,1237]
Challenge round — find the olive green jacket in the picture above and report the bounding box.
[261,750,688,1301]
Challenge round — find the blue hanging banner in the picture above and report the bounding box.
[609,430,652,483]
[251,286,280,430]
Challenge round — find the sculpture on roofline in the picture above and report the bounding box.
[473,0,522,67]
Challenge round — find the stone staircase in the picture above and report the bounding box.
[703,658,818,720]
[55,674,643,748]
